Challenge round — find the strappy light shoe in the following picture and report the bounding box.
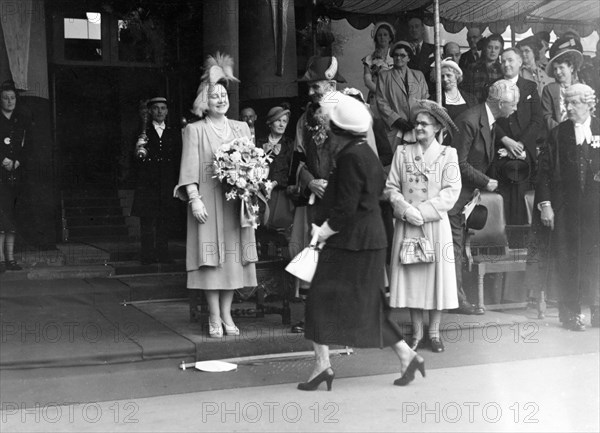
[208,318,223,338]
[221,320,240,336]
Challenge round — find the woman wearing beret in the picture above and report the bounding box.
[384,100,461,353]
[174,53,257,338]
[299,94,425,391]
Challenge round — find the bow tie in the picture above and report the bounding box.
[264,142,281,155]
[153,123,165,130]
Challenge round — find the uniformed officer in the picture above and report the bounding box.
[131,96,181,265]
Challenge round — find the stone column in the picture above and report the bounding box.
[202,0,240,118]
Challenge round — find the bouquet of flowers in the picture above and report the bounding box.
[213,136,276,228]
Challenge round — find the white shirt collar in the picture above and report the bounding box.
[507,75,519,84]
[574,115,593,145]
[153,121,165,129]
[484,103,496,128]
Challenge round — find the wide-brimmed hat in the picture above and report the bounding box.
[495,158,531,184]
[390,40,414,58]
[266,105,291,125]
[372,21,395,41]
[298,56,346,83]
[546,36,584,77]
[411,100,458,134]
[466,205,488,230]
[147,96,168,107]
[329,94,371,134]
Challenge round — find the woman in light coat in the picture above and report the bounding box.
[174,53,257,338]
[384,100,461,353]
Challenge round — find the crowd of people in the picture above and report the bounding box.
[162,21,598,391]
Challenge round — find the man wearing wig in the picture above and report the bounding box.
[535,83,599,331]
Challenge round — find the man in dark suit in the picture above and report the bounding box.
[459,27,482,72]
[407,16,435,94]
[534,83,599,330]
[131,96,181,265]
[493,47,543,224]
[448,80,520,314]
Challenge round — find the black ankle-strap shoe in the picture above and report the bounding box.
[5,260,22,271]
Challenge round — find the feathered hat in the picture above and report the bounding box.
[192,52,239,116]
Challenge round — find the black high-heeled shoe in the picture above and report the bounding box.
[394,356,426,386]
[297,368,335,391]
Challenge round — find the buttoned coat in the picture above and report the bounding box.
[174,119,257,289]
[449,103,495,215]
[376,67,429,146]
[384,140,461,309]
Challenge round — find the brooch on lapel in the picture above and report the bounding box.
[591,135,600,149]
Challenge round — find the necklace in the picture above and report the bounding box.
[207,116,229,139]
[445,89,462,104]
[268,134,281,145]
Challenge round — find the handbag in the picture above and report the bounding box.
[399,225,435,265]
[266,188,295,229]
[285,232,324,283]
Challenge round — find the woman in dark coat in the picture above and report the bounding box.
[298,94,424,391]
[0,81,29,272]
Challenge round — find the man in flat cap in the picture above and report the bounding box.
[131,96,182,265]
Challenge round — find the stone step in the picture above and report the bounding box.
[67,215,127,227]
[63,197,122,207]
[63,206,124,217]
[67,225,130,239]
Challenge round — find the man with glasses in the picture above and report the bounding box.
[448,80,520,315]
[376,41,429,150]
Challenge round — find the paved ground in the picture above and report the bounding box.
[1,314,598,432]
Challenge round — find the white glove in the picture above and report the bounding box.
[190,198,208,224]
[404,207,424,226]
[311,221,338,244]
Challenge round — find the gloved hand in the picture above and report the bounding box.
[404,207,424,226]
[2,157,14,171]
[393,118,414,133]
[190,197,208,224]
[311,221,338,244]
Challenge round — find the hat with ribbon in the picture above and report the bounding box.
[266,103,291,125]
[371,21,395,42]
[147,96,168,107]
[390,40,414,58]
[546,36,584,77]
[298,56,346,83]
[411,100,458,135]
